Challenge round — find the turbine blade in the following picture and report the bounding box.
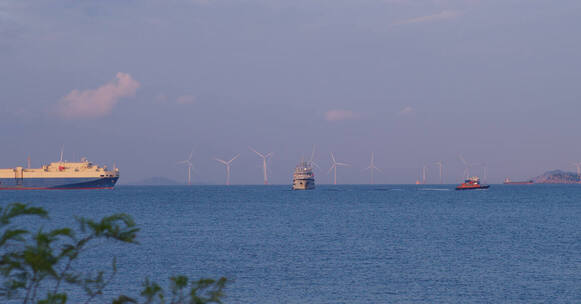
[214,158,228,165]
[330,152,336,164]
[229,154,240,163]
[249,147,264,158]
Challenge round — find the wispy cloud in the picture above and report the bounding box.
[325,109,359,122]
[58,72,140,118]
[154,93,168,103]
[176,95,196,105]
[397,106,415,116]
[395,10,463,25]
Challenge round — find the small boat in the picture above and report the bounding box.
[456,176,489,190]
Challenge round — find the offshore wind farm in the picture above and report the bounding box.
[164,146,581,186]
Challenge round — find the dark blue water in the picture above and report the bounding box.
[2,185,580,303]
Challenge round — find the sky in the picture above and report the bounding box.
[1,0,581,184]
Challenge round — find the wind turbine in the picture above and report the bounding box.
[459,154,472,179]
[573,162,581,177]
[309,144,321,170]
[435,161,444,184]
[249,147,272,184]
[364,152,382,184]
[422,165,428,184]
[416,168,421,185]
[178,150,194,185]
[214,154,240,185]
[328,153,349,185]
[481,163,488,184]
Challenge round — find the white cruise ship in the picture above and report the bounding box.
[292,161,315,190]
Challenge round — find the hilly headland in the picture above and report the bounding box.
[533,170,581,184]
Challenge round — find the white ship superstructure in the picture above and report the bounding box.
[292,161,315,190]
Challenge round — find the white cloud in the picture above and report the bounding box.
[154,93,168,103]
[395,10,463,25]
[176,95,196,105]
[324,109,359,121]
[397,106,415,116]
[58,72,140,118]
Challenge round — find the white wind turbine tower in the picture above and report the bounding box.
[214,154,240,185]
[573,162,581,179]
[249,147,272,184]
[481,163,488,184]
[178,150,194,185]
[435,161,444,184]
[328,153,349,185]
[422,165,428,184]
[364,152,382,184]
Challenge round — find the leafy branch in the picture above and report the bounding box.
[0,203,227,303]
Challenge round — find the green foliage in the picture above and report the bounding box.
[0,203,227,304]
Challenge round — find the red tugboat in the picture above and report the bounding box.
[456,176,490,190]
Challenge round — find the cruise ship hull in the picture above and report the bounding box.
[0,177,119,190]
[292,178,315,190]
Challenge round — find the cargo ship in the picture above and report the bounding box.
[0,157,119,190]
[503,178,534,185]
[455,176,489,190]
[292,161,315,190]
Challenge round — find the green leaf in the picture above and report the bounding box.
[0,203,48,226]
[0,229,29,247]
[37,292,67,304]
[113,295,138,304]
[141,277,163,303]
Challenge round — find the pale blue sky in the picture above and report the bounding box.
[1,0,580,184]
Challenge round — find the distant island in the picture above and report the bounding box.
[127,177,181,186]
[533,170,581,184]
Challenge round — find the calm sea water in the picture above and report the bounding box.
[2,185,580,303]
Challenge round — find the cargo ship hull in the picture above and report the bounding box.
[0,177,119,190]
[503,181,534,185]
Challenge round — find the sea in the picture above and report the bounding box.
[1,185,580,303]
